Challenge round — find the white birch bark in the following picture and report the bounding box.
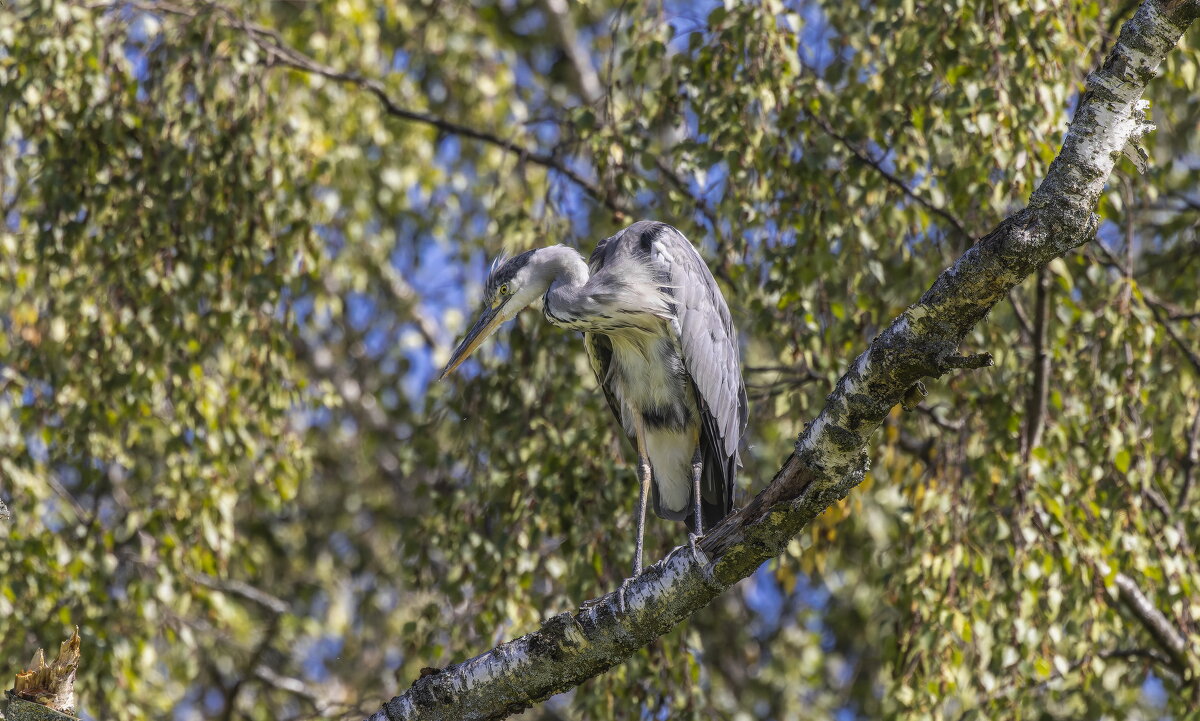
[368,2,1200,719]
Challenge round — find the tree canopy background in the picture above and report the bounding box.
[1,1,1198,719]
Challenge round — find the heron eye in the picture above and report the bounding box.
[499,284,510,295]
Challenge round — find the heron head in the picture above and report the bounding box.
[439,250,543,379]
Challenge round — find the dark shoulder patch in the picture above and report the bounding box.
[638,226,658,252]
[588,236,613,268]
[591,221,677,269]
[631,220,668,253]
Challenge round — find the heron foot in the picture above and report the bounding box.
[616,577,634,614]
[687,533,708,567]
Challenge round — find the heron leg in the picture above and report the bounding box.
[687,446,708,568]
[691,446,703,535]
[618,411,652,615]
[632,410,652,577]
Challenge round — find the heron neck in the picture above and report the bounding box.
[540,246,589,290]
[538,247,596,325]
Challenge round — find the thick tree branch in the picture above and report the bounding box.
[370,3,1200,719]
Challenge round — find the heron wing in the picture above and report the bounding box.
[587,221,747,526]
[645,223,748,518]
[584,331,632,447]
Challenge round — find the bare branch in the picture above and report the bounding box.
[1021,268,1052,461]
[1092,241,1200,376]
[188,571,291,616]
[1112,570,1192,672]
[1008,289,1035,339]
[1180,405,1200,509]
[536,0,604,104]
[809,113,974,244]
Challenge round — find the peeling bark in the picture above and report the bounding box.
[368,3,1200,719]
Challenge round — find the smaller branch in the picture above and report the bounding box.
[1021,268,1051,461]
[810,113,973,244]
[938,353,994,372]
[1122,179,1136,313]
[2,173,33,218]
[653,157,722,236]
[221,614,282,721]
[45,473,94,526]
[1147,300,1200,376]
[376,263,439,348]
[1092,241,1200,376]
[537,0,604,104]
[1167,189,1200,212]
[254,665,323,704]
[1100,646,1174,666]
[1141,485,1200,590]
[1180,405,1200,509]
[651,156,738,286]
[188,571,291,616]
[745,365,823,401]
[917,404,966,433]
[602,0,630,127]
[1109,568,1192,672]
[894,426,935,464]
[1007,289,1034,339]
[256,40,625,217]
[962,645,1173,720]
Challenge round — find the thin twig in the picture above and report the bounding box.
[1007,289,1034,339]
[188,571,291,615]
[1092,241,1200,376]
[89,0,627,218]
[809,113,974,244]
[1180,405,1200,509]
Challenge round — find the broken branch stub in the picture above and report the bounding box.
[6,628,82,720]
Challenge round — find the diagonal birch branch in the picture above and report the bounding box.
[370,2,1200,719]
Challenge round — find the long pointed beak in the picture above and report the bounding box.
[439,303,507,380]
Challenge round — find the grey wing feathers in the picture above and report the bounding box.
[584,332,630,446]
[644,222,747,523]
[647,224,748,457]
[590,222,748,454]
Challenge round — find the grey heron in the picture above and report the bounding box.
[441,221,748,581]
